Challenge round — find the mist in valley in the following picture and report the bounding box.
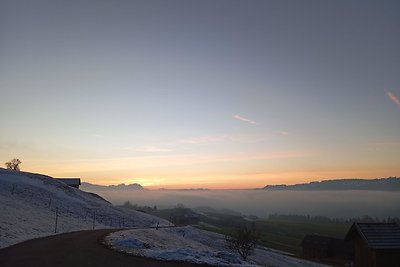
[83,188,400,219]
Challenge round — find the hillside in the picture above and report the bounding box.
[0,169,330,266]
[264,177,400,191]
[0,168,170,249]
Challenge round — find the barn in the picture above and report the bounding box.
[300,234,332,259]
[56,178,81,189]
[300,234,353,261]
[345,222,400,267]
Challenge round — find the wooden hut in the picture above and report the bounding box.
[300,234,353,260]
[301,235,331,259]
[345,222,400,267]
[56,178,81,189]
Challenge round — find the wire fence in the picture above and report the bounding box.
[4,182,165,234]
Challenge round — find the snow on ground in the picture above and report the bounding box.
[0,168,171,249]
[105,226,329,267]
[0,169,330,266]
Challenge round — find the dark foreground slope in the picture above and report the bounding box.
[0,229,210,267]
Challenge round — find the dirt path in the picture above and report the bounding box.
[0,229,212,267]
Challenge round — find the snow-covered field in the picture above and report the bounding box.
[0,169,329,266]
[0,168,171,249]
[105,226,328,267]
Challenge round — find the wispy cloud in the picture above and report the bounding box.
[179,135,233,145]
[87,149,314,169]
[278,131,289,136]
[233,114,258,125]
[386,90,400,109]
[135,146,173,152]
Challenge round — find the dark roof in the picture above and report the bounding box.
[345,222,400,249]
[56,178,81,186]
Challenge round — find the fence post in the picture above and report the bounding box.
[54,207,58,233]
[92,210,96,230]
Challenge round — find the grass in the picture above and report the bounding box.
[253,219,350,255]
[192,212,350,256]
[133,206,351,256]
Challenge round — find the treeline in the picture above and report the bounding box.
[120,201,157,213]
[264,177,400,191]
[268,213,400,224]
[120,201,200,226]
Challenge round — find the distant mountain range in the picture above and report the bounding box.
[157,188,210,191]
[81,182,145,191]
[82,177,400,191]
[264,177,400,191]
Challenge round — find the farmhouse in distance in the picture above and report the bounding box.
[56,178,81,189]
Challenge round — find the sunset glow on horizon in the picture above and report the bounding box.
[1,0,399,189]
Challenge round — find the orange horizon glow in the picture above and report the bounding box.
[18,162,400,190]
[5,141,400,190]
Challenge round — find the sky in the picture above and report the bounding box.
[1,0,399,189]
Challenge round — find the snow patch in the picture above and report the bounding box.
[105,226,328,267]
[0,169,171,249]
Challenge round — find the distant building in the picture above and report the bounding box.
[56,178,81,189]
[300,234,353,260]
[345,222,400,267]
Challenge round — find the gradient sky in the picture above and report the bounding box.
[1,0,399,189]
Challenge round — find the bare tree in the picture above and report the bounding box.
[5,158,21,171]
[226,225,259,261]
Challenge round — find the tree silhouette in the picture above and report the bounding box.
[5,158,21,171]
[226,225,259,261]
